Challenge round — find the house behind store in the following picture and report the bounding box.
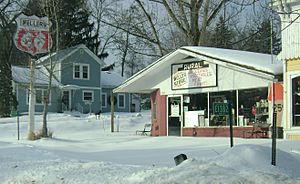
[12,44,139,115]
[114,46,283,138]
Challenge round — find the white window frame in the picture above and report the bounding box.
[82,90,94,102]
[118,93,126,109]
[73,63,90,80]
[26,88,51,105]
[101,92,107,108]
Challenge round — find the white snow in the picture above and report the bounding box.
[101,71,126,87]
[11,65,60,86]
[181,46,283,75]
[0,111,300,184]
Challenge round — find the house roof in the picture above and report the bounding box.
[101,71,126,88]
[11,65,60,86]
[37,44,105,66]
[113,46,283,94]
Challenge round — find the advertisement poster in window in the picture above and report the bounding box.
[171,61,217,90]
[171,104,180,117]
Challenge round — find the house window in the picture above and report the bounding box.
[74,65,80,78]
[118,94,125,109]
[101,93,107,108]
[27,88,50,105]
[83,90,94,102]
[73,63,89,80]
[292,77,300,126]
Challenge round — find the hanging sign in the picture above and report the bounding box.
[14,14,52,55]
[171,61,217,90]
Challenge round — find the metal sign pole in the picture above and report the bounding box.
[229,102,234,147]
[271,82,277,166]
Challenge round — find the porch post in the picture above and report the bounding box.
[111,91,114,132]
[207,92,210,127]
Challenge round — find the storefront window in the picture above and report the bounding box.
[238,88,268,126]
[181,88,269,128]
[183,94,207,127]
[292,77,300,126]
[209,91,236,126]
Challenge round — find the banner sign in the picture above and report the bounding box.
[171,61,217,90]
[14,14,52,55]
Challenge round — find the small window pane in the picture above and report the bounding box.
[84,92,93,101]
[118,95,125,108]
[82,66,88,79]
[102,94,106,107]
[74,65,80,78]
[36,90,43,104]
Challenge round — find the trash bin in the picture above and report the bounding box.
[174,153,187,166]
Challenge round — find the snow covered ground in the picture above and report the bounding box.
[0,111,300,184]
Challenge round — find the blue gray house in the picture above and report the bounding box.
[101,71,140,113]
[37,44,104,114]
[12,44,140,114]
[12,65,61,113]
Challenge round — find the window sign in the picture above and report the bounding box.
[171,104,180,116]
[171,61,217,90]
[213,102,229,116]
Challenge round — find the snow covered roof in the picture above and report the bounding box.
[114,46,283,94]
[181,46,282,75]
[101,71,126,88]
[11,65,60,86]
[37,44,105,66]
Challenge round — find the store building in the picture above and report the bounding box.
[114,46,283,137]
[274,0,300,139]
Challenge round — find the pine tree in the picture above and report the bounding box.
[210,16,235,49]
[0,29,17,117]
[49,0,99,52]
[243,19,281,55]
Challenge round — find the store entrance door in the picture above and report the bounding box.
[168,96,182,136]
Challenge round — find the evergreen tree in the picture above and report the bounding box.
[210,16,235,49]
[0,29,18,117]
[243,19,281,55]
[48,0,99,52]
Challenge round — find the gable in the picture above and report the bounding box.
[114,46,283,94]
[37,44,105,67]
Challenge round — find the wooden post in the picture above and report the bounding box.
[28,58,36,140]
[111,92,114,132]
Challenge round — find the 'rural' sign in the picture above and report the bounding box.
[14,14,51,55]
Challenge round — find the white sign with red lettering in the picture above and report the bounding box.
[14,14,51,55]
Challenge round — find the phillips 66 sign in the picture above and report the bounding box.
[14,14,52,55]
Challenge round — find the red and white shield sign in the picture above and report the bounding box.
[14,14,52,55]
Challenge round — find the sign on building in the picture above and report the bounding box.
[14,14,51,55]
[171,61,217,90]
[213,102,229,116]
